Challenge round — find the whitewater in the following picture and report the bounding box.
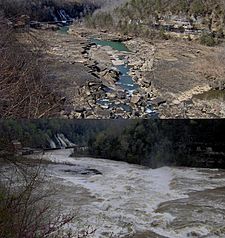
[40,149,225,238]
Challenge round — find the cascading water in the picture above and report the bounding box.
[49,8,73,24]
[56,134,68,148]
[49,134,75,148]
[58,9,72,23]
[42,149,225,238]
[58,10,66,21]
[57,134,75,147]
[49,139,57,149]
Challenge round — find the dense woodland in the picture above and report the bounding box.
[88,120,225,168]
[86,0,225,43]
[0,0,126,21]
[1,120,225,168]
[0,0,97,21]
[0,120,128,149]
[1,119,225,237]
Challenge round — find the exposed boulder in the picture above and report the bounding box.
[151,97,167,107]
[131,95,141,104]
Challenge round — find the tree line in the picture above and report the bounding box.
[85,0,225,43]
[1,120,225,168]
[0,120,128,149]
[0,0,99,21]
[88,120,225,168]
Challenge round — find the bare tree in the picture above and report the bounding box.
[0,15,64,118]
[0,155,96,238]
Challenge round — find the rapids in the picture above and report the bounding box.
[42,149,225,238]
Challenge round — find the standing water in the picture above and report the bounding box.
[42,149,225,238]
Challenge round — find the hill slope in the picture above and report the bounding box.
[87,0,225,38]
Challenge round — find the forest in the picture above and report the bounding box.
[0,0,98,21]
[88,120,225,168]
[86,0,225,42]
[0,120,129,149]
[1,120,225,168]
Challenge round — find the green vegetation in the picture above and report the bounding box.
[85,0,225,42]
[200,32,216,46]
[0,120,128,149]
[1,120,225,168]
[88,120,225,168]
[0,0,97,21]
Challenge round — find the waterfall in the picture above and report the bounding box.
[58,10,67,22]
[57,134,68,148]
[57,9,73,24]
[54,135,62,148]
[61,10,72,21]
[58,134,76,147]
[49,139,57,149]
[50,9,58,22]
[50,134,75,148]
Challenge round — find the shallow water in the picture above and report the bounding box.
[91,38,138,92]
[43,149,225,238]
[91,38,130,52]
[90,38,156,116]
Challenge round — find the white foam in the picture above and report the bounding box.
[44,150,225,238]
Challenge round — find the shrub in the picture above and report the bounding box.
[200,32,216,46]
[159,27,169,40]
[0,15,64,118]
[0,156,96,238]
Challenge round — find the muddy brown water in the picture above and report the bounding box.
[39,150,225,238]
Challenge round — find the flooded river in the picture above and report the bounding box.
[43,149,225,238]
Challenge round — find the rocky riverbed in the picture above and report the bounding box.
[24,25,225,119]
[148,39,225,118]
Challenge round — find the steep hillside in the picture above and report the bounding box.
[0,0,98,21]
[86,0,225,41]
[116,0,225,28]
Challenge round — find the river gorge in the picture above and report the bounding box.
[27,23,225,119]
[32,149,225,238]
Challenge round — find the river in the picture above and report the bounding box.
[90,38,138,93]
[42,149,225,238]
[90,38,155,116]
